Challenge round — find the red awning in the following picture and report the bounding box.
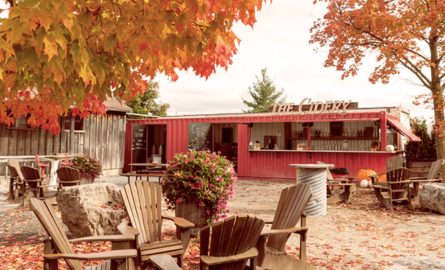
[387,118,421,142]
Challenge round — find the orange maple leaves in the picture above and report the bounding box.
[0,0,267,133]
[310,0,445,140]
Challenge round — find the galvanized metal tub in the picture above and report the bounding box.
[290,164,334,216]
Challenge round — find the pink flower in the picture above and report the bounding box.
[206,210,210,215]
[217,151,221,154]
[199,201,203,207]
[190,154,195,159]
[172,164,177,167]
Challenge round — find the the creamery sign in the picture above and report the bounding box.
[271,98,352,115]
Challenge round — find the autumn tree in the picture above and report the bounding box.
[125,81,170,118]
[242,68,286,113]
[0,0,267,134]
[310,0,445,177]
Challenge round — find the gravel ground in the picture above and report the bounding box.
[1,176,445,270]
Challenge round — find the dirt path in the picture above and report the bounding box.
[1,178,445,270]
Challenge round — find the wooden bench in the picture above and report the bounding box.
[120,170,165,184]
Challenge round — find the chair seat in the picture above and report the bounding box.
[84,260,112,270]
[140,240,184,261]
[38,164,50,167]
[61,162,73,166]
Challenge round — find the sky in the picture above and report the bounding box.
[155,0,433,119]
[0,1,434,119]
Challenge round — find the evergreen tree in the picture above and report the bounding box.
[242,68,286,113]
[405,117,436,159]
[125,81,170,119]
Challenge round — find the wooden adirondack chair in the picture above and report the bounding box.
[369,156,404,202]
[29,198,139,270]
[149,215,265,270]
[5,163,24,202]
[118,180,194,267]
[57,167,81,190]
[409,159,444,198]
[20,166,58,206]
[373,168,412,211]
[317,161,356,203]
[256,183,314,270]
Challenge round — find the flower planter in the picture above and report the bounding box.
[80,177,96,185]
[175,202,207,237]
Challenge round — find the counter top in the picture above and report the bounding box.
[248,149,404,154]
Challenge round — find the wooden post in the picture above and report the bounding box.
[60,117,66,153]
[307,126,311,148]
[380,111,387,151]
[70,115,75,154]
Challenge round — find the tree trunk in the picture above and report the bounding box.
[432,86,445,182]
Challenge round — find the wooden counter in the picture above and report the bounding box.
[237,149,403,182]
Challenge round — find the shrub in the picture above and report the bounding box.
[70,154,103,179]
[161,150,237,223]
[405,117,436,159]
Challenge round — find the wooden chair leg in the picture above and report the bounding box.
[256,235,268,267]
[299,230,307,261]
[9,178,14,201]
[43,238,58,270]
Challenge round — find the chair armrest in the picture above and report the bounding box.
[117,219,140,236]
[43,250,137,261]
[261,227,307,236]
[69,235,135,244]
[369,172,385,178]
[162,215,194,228]
[40,184,59,188]
[150,254,182,270]
[409,177,427,180]
[387,180,411,184]
[372,185,389,190]
[201,248,258,266]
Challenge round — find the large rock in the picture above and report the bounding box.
[57,183,126,237]
[419,183,445,214]
[388,257,445,270]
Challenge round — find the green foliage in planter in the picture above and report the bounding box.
[161,150,237,223]
[405,117,436,159]
[71,154,103,179]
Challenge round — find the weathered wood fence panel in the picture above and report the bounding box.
[0,112,126,177]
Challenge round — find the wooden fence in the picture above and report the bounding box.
[0,111,126,178]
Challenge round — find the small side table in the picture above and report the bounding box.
[289,163,334,216]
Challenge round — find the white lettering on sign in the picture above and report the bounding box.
[272,99,352,115]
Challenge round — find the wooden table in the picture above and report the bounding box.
[128,163,167,181]
[42,156,66,189]
[289,163,334,216]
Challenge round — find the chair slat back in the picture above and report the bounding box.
[21,166,42,189]
[268,183,312,252]
[427,159,444,180]
[120,180,162,245]
[8,159,25,182]
[6,163,20,179]
[386,156,404,171]
[200,215,265,270]
[387,168,411,191]
[57,167,81,188]
[29,198,82,270]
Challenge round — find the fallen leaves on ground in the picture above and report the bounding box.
[1,187,445,270]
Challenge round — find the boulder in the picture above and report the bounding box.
[57,183,126,237]
[388,257,445,270]
[419,183,445,214]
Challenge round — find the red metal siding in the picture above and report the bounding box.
[237,150,400,181]
[124,112,403,180]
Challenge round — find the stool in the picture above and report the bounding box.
[57,153,73,166]
[35,154,50,178]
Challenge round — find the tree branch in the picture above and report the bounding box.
[394,54,431,88]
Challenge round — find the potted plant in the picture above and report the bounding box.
[162,149,237,235]
[70,154,103,184]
